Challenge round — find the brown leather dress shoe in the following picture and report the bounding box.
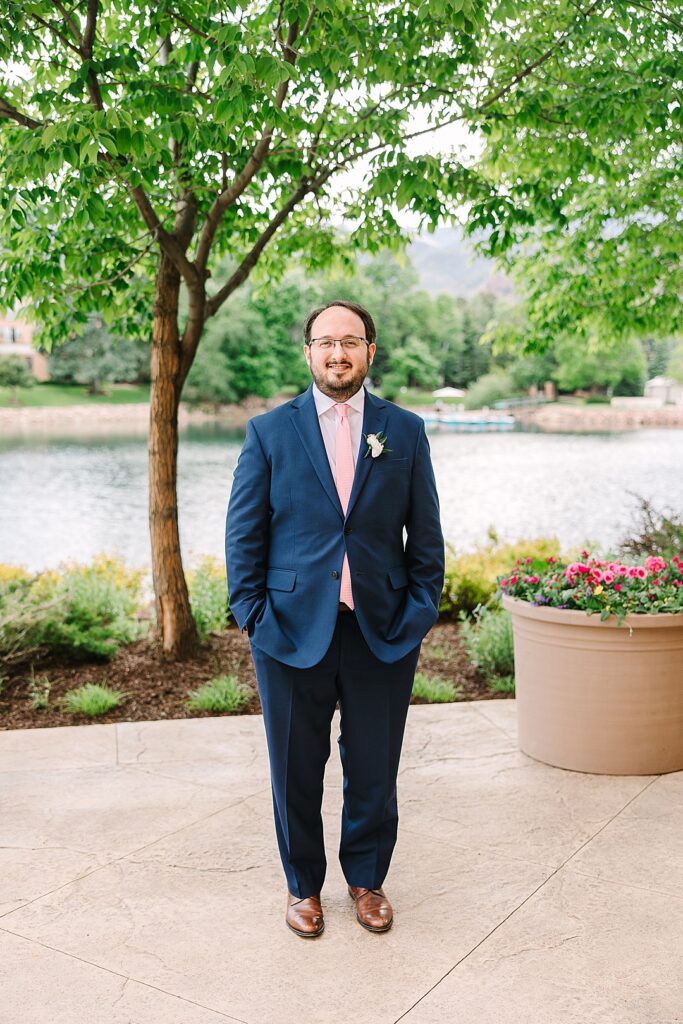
[286,892,325,938]
[348,885,393,932]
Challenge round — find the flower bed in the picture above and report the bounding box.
[498,552,683,621]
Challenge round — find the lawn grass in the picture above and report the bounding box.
[0,382,150,408]
[379,388,464,407]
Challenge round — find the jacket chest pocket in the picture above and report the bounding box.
[372,457,408,470]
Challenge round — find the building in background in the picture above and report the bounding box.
[645,376,683,406]
[0,310,49,381]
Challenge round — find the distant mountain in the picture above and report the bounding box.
[408,226,517,300]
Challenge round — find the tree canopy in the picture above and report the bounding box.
[463,1,682,347]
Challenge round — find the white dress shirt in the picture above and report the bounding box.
[312,381,365,478]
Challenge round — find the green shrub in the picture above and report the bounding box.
[440,537,560,620]
[411,672,462,703]
[187,556,230,641]
[0,555,145,662]
[459,605,515,692]
[28,668,51,711]
[62,682,124,716]
[618,495,683,560]
[187,674,251,713]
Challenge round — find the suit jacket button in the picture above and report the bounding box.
[344,526,352,534]
[331,570,339,578]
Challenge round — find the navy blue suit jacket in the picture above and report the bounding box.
[225,383,445,668]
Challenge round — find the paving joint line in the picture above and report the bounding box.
[391,773,663,1023]
[0,925,247,1022]
[0,786,270,922]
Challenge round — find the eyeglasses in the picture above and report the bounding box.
[308,336,369,351]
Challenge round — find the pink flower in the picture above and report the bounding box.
[617,565,629,575]
[509,575,518,585]
[636,567,648,579]
[614,584,622,591]
[603,571,615,584]
[645,556,667,573]
[566,563,581,576]
[530,574,539,584]
[627,567,639,578]
[592,569,603,582]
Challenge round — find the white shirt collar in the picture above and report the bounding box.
[312,381,365,417]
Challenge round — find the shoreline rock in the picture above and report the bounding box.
[513,404,683,432]
[0,396,288,437]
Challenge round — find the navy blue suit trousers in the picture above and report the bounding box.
[251,610,421,898]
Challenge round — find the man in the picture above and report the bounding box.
[225,299,444,938]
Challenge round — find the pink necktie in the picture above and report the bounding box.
[334,403,355,608]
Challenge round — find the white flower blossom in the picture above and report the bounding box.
[366,433,384,458]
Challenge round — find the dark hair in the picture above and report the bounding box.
[303,300,376,345]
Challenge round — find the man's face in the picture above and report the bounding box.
[303,306,376,401]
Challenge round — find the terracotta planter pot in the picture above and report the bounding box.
[502,594,683,775]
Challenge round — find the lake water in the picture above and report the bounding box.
[1,422,681,573]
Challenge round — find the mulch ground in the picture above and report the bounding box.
[0,621,511,731]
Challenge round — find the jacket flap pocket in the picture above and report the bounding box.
[266,568,297,592]
[388,565,409,589]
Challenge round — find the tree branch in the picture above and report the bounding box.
[69,238,156,293]
[195,16,306,271]
[0,95,42,130]
[625,0,683,32]
[102,156,199,289]
[52,1,83,45]
[82,0,99,55]
[322,0,604,175]
[204,174,321,320]
[27,13,82,56]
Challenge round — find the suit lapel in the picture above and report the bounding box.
[345,388,387,520]
[290,384,344,520]
[289,383,388,522]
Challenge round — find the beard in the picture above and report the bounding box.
[308,354,370,402]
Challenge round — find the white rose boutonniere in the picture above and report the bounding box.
[363,431,391,459]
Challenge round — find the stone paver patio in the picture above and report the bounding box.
[2,700,682,1024]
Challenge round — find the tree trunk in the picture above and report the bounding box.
[149,253,199,660]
